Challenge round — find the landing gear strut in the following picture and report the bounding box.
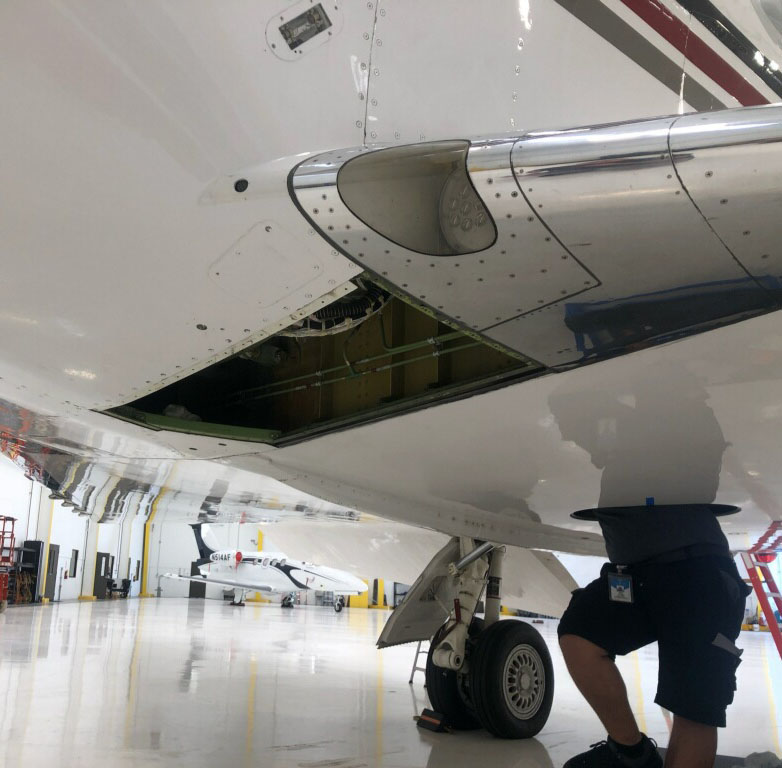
[379,537,554,739]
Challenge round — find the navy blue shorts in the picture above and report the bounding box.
[558,556,748,727]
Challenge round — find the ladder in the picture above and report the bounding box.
[0,516,15,568]
[409,640,429,685]
[740,551,782,660]
[0,516,15,610]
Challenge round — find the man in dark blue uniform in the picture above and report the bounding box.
[558,505,750,768]
[549,367,751,767]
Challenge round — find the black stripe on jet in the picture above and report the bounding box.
[273,563,339,590]
[674,0,782,99]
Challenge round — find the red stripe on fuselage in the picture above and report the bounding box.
[619,0,769,106]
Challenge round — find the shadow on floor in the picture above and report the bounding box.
[658,749,745,766]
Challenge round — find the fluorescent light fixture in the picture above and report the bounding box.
[64,368,96,380]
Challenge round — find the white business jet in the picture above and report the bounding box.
[163,524,367,609]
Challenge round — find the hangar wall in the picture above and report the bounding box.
[0,457,39,539]
[2,456,779,620]
[0,456,145,602]
[50,505,88,601]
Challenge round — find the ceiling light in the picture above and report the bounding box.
[64,368,96,380]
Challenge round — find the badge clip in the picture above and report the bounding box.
[608,568,634,604]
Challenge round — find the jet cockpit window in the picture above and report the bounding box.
[337,141,496,256]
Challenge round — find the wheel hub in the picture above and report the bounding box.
[502,643,546,719]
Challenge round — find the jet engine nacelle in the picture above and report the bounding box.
[291,104,782,369]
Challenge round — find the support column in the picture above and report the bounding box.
[79,518,99,600]
[252,527,267,603]
[140,490,164,598]
[117,502,136,581]
[36,495,55,604]
[80,477,121,599]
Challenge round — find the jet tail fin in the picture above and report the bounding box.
[190,523,220,562]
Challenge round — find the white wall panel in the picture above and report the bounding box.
[0,456,37,539]
[126,513,146,598]
[50,507,89,602]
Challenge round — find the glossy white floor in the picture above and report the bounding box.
[0,599,779,768]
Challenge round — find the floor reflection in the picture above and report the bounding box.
[423,731,554,768]
[0,600,777,768]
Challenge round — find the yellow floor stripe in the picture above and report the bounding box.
[631,652,647,734]
[124,599,145,746]
[762,642,781,755]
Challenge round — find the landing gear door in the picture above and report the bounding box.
[377,537,461,649]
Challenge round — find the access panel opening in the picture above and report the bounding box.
[108,277,537,445]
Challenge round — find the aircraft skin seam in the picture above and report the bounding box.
[476,143,605,348]
[666,117,777,298]
[362,0,380,147]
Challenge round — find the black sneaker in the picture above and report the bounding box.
[563,735,662,767]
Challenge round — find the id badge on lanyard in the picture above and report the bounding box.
[608,566,634,604]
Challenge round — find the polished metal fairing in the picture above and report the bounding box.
[290,104,782,367]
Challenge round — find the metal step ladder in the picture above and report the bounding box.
[740,551,782,659]
[0,516,15,611]
[409,640,429,685]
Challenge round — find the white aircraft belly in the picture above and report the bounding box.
[0,1,780,560]
[262,308,782,553]
[0,0,695,411]
[3,305,782,556]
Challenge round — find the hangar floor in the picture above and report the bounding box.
[0,599,779,768]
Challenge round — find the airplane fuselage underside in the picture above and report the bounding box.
[0,0,781,562]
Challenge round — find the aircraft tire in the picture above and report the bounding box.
[424,618,484,730]
[469,619,553,739]
[334,599,343,612]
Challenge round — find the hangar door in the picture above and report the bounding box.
[93,552,112,599]
[43,544,59,601]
